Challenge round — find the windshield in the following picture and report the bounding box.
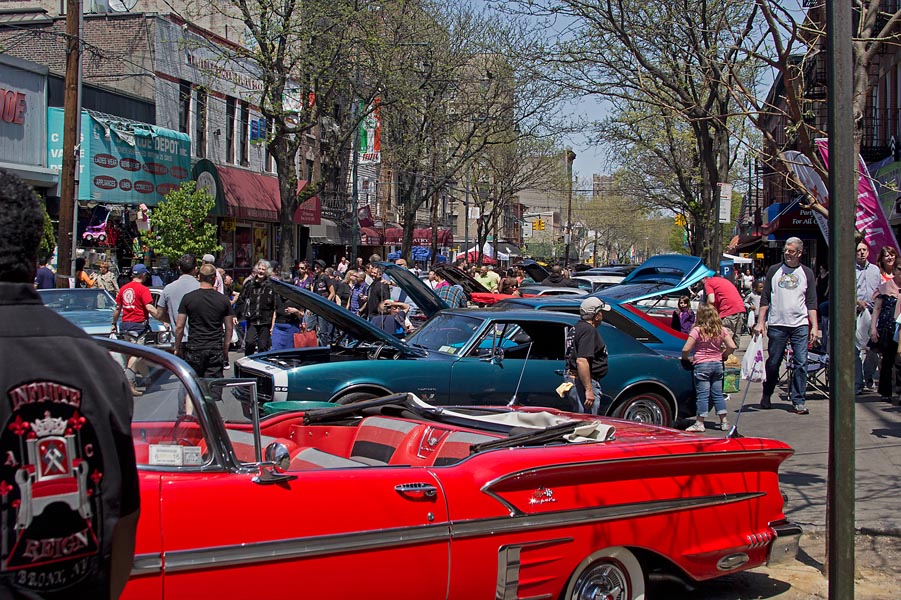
[405,313,484,355]
[40,289,116,312]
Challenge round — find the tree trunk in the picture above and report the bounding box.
[273,137,300,276]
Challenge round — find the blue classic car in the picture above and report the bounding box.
[39,287,172,350]
[234,265,696,426]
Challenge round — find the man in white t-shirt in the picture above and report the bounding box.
[753,237,818,414]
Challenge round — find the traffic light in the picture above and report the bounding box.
[534,219,545,231]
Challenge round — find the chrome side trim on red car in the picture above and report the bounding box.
[496,538,573,600]
[131,492,761,575]
[163,522,452,573]
[481,449,792,516]
[453,493,764,539]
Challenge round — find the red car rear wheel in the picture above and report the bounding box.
[565,546,645,600]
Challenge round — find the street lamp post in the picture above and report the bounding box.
[563,148,576,266]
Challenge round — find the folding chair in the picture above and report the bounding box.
[782,345,829,397]
[804,350,829,396]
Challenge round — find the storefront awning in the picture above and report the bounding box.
[217,165,281,222]
[309,218,341,244]
[383,227,453,246]
[193,159,320,224]
[360,226,383,246]
[495,242,521,258]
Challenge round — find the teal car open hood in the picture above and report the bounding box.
[380,263,449,318]
[592,255,714,304]
[268,279,421,355]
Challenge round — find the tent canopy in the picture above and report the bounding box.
[723,253,753,264]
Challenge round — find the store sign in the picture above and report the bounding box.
[0,88,27,125]
[48,108,191,205]
[0,61,47,168]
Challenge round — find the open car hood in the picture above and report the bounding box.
[268,279,417,354]
[517,259,549,283]
[380,263,449,318]
[434,265,490,295]
[597,255,714,303]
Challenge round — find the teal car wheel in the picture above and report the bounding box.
[612,392,672,426]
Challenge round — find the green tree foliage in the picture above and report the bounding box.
[38,205,55,262]
[142,181,220,263]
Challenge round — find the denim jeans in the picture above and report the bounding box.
[855,346,880,393]
[693,361,726,418]
[566,376,602,415]
[762,325,809,406]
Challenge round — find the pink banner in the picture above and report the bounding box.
[816,139,899,263]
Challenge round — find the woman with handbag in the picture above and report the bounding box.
[869,264,901,402]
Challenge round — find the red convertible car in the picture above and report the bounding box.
[111,338,800,600]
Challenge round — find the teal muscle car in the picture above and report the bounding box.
[234,265,696,426]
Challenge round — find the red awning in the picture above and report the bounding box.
[217,166,280,222]
[360,227,383,246]
[293,191,321,226]
[216,166,320,224]
[384,227,453,246]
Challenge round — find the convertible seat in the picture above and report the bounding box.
[351,417,419,465]
[433,431,497,466]
[291,448,367,470]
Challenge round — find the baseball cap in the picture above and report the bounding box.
[202,254,215,264]
[579,297,609,318]
[132,263,149,275]
[314,259,326,269]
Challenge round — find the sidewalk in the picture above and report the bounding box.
[711,347,901,536]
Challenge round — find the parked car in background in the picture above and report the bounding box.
[503,255,714,332]
[235,268,697,426]
[572,273,626,293]
[38,287,172,350]
[515,285,588,297]
[113,337,801,600]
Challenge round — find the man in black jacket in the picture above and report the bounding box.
[0,169,139,599]
[544,265,580,288]
[234,260,277,356]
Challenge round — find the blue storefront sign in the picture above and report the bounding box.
[47,108,191,205]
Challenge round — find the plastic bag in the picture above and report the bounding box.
[856,309,871,351]
[742,334,766,382]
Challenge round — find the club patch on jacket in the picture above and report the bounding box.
[0,380,103,592]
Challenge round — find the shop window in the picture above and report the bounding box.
[194,87,207,158]
[226,96,236,164]
[239,101,249,166]
[178,81,191,134]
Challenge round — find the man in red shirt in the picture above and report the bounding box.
[112,264,163,395]
[111,264,162,342]
[704,273,746,348]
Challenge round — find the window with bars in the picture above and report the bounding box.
[226,96,235,164]
[178,81,191,134]
[239,101,249,166]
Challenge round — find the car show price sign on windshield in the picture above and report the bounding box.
[47,108,191,206]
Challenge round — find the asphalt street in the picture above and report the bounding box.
[675,343,901,599]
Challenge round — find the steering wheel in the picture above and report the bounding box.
[172,413,201,445]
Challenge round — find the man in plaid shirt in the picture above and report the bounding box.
[434,271,467,308]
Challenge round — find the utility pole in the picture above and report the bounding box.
[825,0,855,597]
[56,0,82,287]
[563,148,576,266]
